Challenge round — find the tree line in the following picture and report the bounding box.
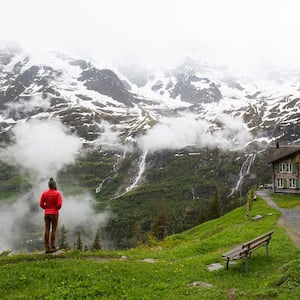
[57,224,102,251]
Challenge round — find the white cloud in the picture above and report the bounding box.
[6,95,50,115]
[137,113,252,152]
[59,192,110,247]
[0,118,82,180]
[99,121,121,147]
[1,0,300,72]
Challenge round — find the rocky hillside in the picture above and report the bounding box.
[1,45,299,147]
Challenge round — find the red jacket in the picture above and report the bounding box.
[39,189,63,215]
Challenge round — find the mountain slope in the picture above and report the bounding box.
[0,196,299,299]
[0,44,299,250]
[1,46,299,147]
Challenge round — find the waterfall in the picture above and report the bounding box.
[191,187,196,200]
[95,153,124,194]
[96,176,111,193]
[126,150,148,193]
[230,153,256,195]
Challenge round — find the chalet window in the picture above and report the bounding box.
[279,163,294,173]
[279,163,286,173]
[286,163,293,173]
[277,178,284,188]
[289,178,296,188]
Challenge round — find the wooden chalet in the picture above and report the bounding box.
[267,143,300,194]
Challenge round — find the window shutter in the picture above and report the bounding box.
[283,178,287,188]
[296,179,300,189]
[275,163,279,173]
[293,163,296,174]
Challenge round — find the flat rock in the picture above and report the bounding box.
[140,258,157,263]
[251,214,264,221]
[207,262,224,271]
[188,281,213,288]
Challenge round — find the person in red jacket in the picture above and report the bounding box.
[40,178,63,253]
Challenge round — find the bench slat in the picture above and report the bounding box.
[241,230,274,248]
[222,246,242,257]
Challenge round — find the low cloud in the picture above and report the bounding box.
[98,121,124,150]
[1,0,299,75]
[0,118,109,252]
[0,195,34,251]
[5,95,50,117]
[59,192,110,246]
[137,113,252,152]
[1,118,82,181]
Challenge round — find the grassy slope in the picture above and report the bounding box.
[0,196,300,299]
[271,194,300,208]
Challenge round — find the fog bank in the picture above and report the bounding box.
[0,119,109,252]
[137,113,252,152]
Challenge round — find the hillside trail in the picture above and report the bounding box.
[256,189,300,248]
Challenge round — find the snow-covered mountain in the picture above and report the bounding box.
[1,45,299,151]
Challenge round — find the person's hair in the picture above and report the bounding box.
[48,177,57,189]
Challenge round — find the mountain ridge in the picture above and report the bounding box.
[1,46,299,149]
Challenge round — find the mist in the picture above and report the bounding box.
[137,113,252,152]
[0,119,109,252]
[1,119,82,181]
[1,0,300,76]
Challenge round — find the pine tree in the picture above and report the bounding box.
[211,188,222,218]
[151,203,169,240]
[57,224,70,250]
[92,231,102,251]
[76,232,83,251]
[198,204,207,224]
[132,221,143,246]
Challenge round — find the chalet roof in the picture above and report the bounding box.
[267,145,300,163]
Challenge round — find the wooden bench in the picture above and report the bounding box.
[222,230,274,273]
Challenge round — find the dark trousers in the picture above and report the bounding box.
[44,214,59,251]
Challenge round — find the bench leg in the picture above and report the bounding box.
[244,255,249,273]
[226,258,229,270]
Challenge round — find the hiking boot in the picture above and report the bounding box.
[50,247,59,253]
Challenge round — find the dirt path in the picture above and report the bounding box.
[256,189,300,248]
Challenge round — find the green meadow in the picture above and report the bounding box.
[271,193,300,209]
[1,195,299,299]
